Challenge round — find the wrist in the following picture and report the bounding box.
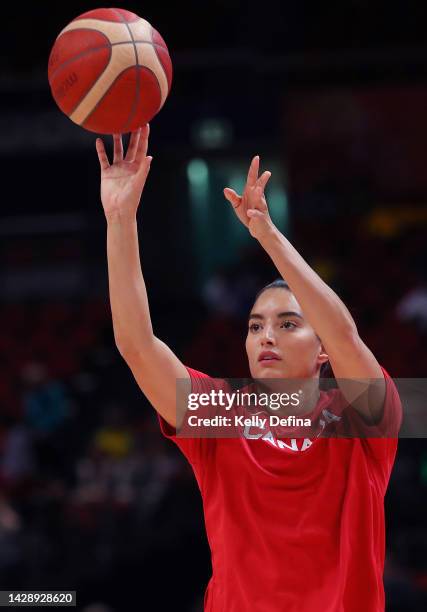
[105,209,137,226]
[257,222,280,247]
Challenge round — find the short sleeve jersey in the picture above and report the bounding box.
[159,366,402,612]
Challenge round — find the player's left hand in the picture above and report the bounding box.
[224,156,274,241]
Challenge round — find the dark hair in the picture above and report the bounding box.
[252,278,332,378]
[253,279,291,304]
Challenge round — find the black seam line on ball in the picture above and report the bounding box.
[112,8,140,134]
[81,64,149,131]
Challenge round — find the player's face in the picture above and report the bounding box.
[246,288,328,379]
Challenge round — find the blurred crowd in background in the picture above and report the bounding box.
[1,1,427,610]
[0,221,426,610]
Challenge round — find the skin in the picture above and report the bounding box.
[97,128,385,427]
[246,287,329,381]
[246,287,329,416]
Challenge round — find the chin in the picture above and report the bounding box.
[253,364,287,379]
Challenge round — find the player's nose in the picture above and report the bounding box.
[260,325,276,345]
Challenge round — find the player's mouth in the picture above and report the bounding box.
[258,351,281,365]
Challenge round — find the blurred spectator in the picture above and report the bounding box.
[22,361,70,435]
[0,494,23,584]
[0,415,35,493]
[396,280,427,333]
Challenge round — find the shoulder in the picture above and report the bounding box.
[323,366,402,437]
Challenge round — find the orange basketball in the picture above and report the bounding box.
[48,8,173,134]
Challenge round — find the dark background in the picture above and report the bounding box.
[0,1,427,610]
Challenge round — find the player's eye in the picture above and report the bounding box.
[249,322,261,332]
[281,321,296,329]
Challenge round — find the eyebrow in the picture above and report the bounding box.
[248,311,304,322]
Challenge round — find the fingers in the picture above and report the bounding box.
[124,128,141,162]
[135,155,153,188]
[256,170,271,191]
[223,188,242,208]
[134,123,150,166]
[113,134,123,163]
[253,185,268,210]
[247,209,264,219]
[95,138,110,171]
[246,155,259,187]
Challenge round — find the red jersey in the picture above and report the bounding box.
[159,366,402,612]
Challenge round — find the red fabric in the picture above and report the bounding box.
[159,367,402,612]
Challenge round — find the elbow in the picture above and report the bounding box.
[115,341,132,360]
[115,342,141,364]
[113,332,128,358]
[115,335,155,361]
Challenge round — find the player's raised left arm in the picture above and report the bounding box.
[224,157,386,423]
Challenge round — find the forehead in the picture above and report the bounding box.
[252,288,302,316]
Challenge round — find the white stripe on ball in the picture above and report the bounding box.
[58,18,168,126]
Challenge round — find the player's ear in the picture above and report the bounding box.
[317,341,329,365]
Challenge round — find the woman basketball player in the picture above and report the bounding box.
[96,125,402,612]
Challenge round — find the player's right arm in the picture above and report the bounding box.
[96,125,189,428]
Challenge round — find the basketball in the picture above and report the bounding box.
[48,8,172,134]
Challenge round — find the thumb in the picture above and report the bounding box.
[134,156,152,191]
[136,155,152,178]
[224,188,241,208]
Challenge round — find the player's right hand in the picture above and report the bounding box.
[95,124,152,222]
